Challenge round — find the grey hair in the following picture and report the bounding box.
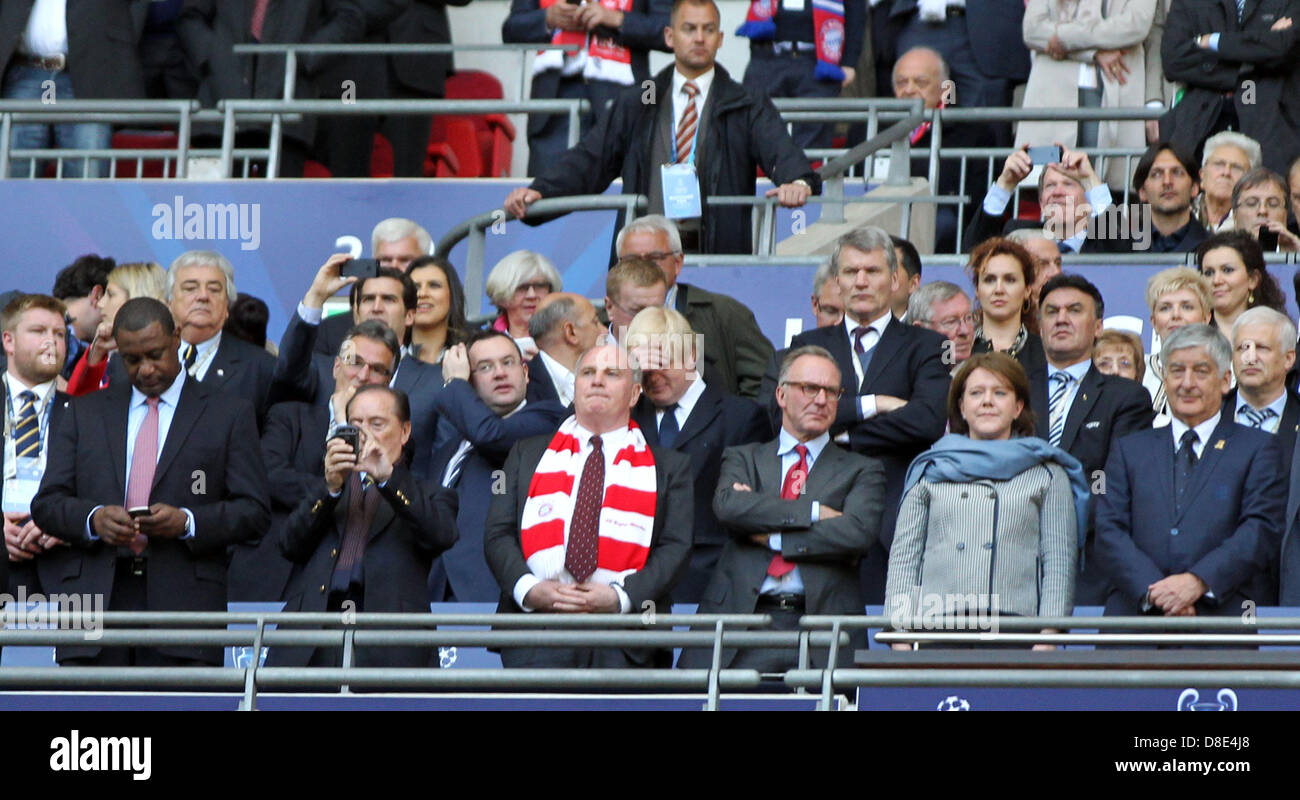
[812,258,838,295]
[777,344,841,386]
[1231,167,1289,211]
[1161,323,1233,376]
[165,250,236,304]
[908,280,967,325]
[529,294,578,342]
[576,342,641,385]
[1231,306,1298,354]
[831,226,898,275]
[891,46,950,84]
[370,217,432,256]
[615,214,682,256]
[1201,131,1263,170]
[484,250,562,306]
[1005,228,1051,246]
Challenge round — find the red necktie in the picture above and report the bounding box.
[675,81,699,164]
[125,397,160,555]
[565,435,603,583]
[768,444,808,577]
[250,0,271,41]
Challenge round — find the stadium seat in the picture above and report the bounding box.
[111,130,179,178]
[425,70,515,178]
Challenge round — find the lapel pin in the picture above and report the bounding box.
[1214,440,1225,450]
[216,369,224,377]
[1080,394,1087,402]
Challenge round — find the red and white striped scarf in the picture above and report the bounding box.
[520,416,657,585]
[533,0,635,86]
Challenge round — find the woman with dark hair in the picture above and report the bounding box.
[407,256,470,365]
[1196,230,1287,340]
[967,237,1047,374]
[885,352,1089,650]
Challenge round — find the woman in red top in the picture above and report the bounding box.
[66,261,165,395]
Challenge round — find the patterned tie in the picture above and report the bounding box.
[1047,371,1074,446]
[13,390,40,459]
[768,445,809,578]
[565,435,603,583]
[1239,405,1277,429]
[125,397,160,555]
[657,404,680,449]
[852,325,876,380]
[675,81,699,164]
[250,0,271,40]
[1057,241,1073,254]
[1236,0,1246,22]
[330,474,379,595]
[182,343,197,373]
[1174,429,1198,512]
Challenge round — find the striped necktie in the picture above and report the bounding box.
[1239,405,1277,429]
[13,390,40,459]
[183,343,197,373]
[675,81,699,164]
[1047,372,1074,446]
[1236,0,1246,22]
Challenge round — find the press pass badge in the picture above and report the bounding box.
[2,457,42,514]
[661,162,702,220]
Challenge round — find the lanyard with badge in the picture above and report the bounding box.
[662,91,703,220]
[3,383,53,515]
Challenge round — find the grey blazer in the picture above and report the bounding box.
[885,462,1077,622]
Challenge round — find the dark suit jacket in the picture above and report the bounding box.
[1161,0,1300,173]
[428,383,568,602]
[888,0,1031,82]
[962,206,1133,254]
[385,0,472,99]
[1095,418,1285,616]
[1029,363,1155,478]
[502,0,671,137]
[525,352,561,405]
[675,282,775,400]
[0,384,71,596]
[677,438,885,668]
[176,0,367,143]
[30,377,270,663]
[312,311,355,359]
[271,463,458,667]
[484,433,693,662]
[786,317,950,540]
[528,63,821,255]
[0,0,147,99]
[108,332,276,429]
[633,383,771,549]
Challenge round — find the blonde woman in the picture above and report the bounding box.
[66,261,165,395]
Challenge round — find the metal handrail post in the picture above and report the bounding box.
[240,616,267,711]
[886,137,910,186]
[817,620,842,711]
[822,175,844,224]
[220,104,236,177]
[176,104,191,179]
[927,112,942,193]
[341,627,355,694]
[465,224,488,318]
[267,50,296,179]
[706,620,724,711]
[567,102,581,147]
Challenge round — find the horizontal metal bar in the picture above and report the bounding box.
[801,614,1300,629]
[786,669,1300,690]
[0,100,199,112]
[252,668,764,691]
[232,43,577,54]
[217,99,587,116]
[6,611,771,627]
[705,194,969,206]
[876,632,1300,645]
[771,98,921,110]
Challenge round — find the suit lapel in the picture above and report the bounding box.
[1175,418,1235,524]
[632,397,659,445]
[202,336,236,390]
[367,488,396,543]
[805,442,842,495]
[1278,392,1300,457]
[825,325,857,396]
[152,380,203,490]
[758,438,783,494]
[1060,367,1102,451]
[861,316,905,391]
[106,386,131,498]
[677,383,722,444]
[1031,365,1050,439]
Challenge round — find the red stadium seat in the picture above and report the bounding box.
[111,130,179,178]
[426,70,515,178]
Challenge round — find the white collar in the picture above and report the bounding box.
[1170,410,1221,449]
[673,67,715,99]
[130,369,187,410]
[660,374,705,418]
[4,373,55,407]
[843,308,892,340]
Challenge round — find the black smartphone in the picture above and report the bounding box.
[340,258,378,281]
[1258,226,1280,250]
[330,424,360,455]
[1027,145,1062,166]
[127,506,151,519]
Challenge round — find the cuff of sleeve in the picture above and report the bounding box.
[1085,183,1113,216]
[181,508,196,539]
[983,183,1012,215]
[1145,100,1165,108]
[858,395,878,419]
[811,501,822,521]
[514,574,541,611]
[769,533,783,551]
[297,302,324,325]
[611,583,631,613]
[1208,33,1220,51]
[85,505,103,541]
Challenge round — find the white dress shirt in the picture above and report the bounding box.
[843,309,892,419]
[654,374,705,433]
[1233,391,1287,435]
[22,0,67,58]
[1047,359,1092,430]
[761,429,832,595]
[538,349,576,407]
[1169,410,1222,461]
[180,330,222,381]
[982,182,1114,252]
[672,67,714,161]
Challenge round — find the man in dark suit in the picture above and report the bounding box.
[1,295,72,596]
[0,0,147,178]
[314,218,434,359]
[271,384,459,668]
[785,226,949,602]
[429,331,567,602]
[503,0,671,177]
[503,0,820,255]
[1161,0,1300,175]
[1029,274,1154,604]
[31,298,270,666]
[175,0,368,176]
[274,254,443,478]
[525,292,605,407]
[1226,307,1299,604]
[1133,141,1211,253]
[679,345,884,671]
[616,215,775,399]
[230,320,401,602]
[109,251,277,431]
[1096,324,1285,623]
[626,306,770,603]
[962,144,1131,253]
[485,342,692,667]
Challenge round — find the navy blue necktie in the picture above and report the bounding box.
[1174,429,1198,512]
[658,404,680,448]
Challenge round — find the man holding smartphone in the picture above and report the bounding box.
[1232,168,1300,252]
[270,385,459,669]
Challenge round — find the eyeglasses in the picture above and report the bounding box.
[472,356,521,375]
[339,354,393,379]
[620,250,681,264]
[932,313,975,332]
[1238,196,1285,210]
[781,381,845,400]
[513,281,552,297]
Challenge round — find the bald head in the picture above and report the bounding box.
[528,291,605,370]
[893,47,948,109]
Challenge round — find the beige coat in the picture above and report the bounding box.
[1015,0,1163,188]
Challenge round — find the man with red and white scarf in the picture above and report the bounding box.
[485,342,693,667]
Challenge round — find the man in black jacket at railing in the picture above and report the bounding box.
[503,0,820,256]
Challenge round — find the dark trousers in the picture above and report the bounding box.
[525,77,624,178]
[319,78,437,178]
[674,543,724,606]
[741,50,842,151]
[500,645,642,669]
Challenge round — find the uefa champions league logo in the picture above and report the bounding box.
[936,695,970,711]
[1177,688,1238,711]
[231,646,269,669]
[438,647,458,668]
